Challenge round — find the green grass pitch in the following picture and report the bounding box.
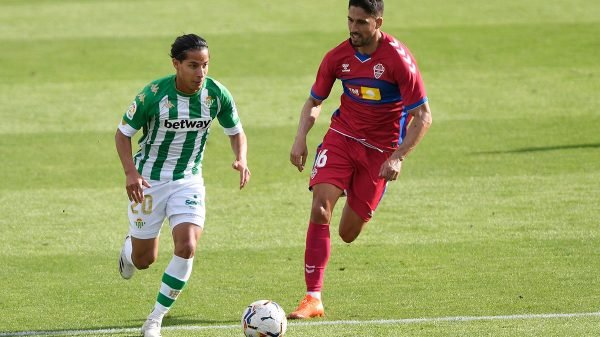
[0,0,599,336]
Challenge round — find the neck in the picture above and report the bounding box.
[174,76,199,95]
[356,31,382,55]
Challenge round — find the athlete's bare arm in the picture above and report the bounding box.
[229,131,251,189]
[290,96,323,172]
[115,129,151,203]
[379,101,432,181]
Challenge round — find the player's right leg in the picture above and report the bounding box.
[289,183,343,319]
[119,235,159,279]
[290,132,353,319]
[119,235,135,279]
[119,181,167,279]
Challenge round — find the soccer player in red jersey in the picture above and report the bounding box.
[288,0,432,319]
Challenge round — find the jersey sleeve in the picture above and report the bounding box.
[216,85,243,136]
[394,44,428,111]
[118,86,151,137]
[310,51,337,101]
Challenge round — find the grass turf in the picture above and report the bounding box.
[0,0,599,336]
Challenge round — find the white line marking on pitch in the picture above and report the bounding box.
[2,312,600,336]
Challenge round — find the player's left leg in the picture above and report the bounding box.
[338,203,369,243]
[144,223,201,331]
[339,145,388,243]
[142,178,205,337]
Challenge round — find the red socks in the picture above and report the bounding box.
[304,222,331,292]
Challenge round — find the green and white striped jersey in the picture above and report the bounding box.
[118,74,243,181]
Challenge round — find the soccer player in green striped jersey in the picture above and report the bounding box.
[115,34,250,337]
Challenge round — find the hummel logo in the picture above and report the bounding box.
[305,264,315,274]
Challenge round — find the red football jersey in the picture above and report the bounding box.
[311,32,428,151]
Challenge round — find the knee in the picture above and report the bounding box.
[310,200,332,224]
[174,241,197,259]
[339,229,358,243]
[132,253,156,270]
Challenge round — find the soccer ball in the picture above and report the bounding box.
[241,300,288,337]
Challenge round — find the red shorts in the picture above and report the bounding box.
[309,130,389,222]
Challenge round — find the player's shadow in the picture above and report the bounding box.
[163,314,238,326]
[25,316,238,337]
[475,142,600,155]
[0,318,239,337]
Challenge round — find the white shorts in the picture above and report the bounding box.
[127,176,206,239]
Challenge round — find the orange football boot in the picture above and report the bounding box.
[287,295,325,319]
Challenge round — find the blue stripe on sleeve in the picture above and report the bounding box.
[310,90,327,101]
[405,97,428,111]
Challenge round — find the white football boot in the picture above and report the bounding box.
[118,235,136,279]
[141,318,162,337]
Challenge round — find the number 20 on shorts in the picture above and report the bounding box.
[131,195,153,215]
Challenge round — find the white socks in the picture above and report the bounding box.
[148,255,194,322]
[123,236,134,265]
[307,291,322,300]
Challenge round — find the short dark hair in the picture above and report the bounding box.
[348,0,384,17]
[170,34,209,61]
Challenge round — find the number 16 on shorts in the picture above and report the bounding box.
[311,149,328,179]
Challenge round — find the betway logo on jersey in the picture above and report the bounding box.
[163,118,212,131]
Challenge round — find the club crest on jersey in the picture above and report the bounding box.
[373,63,385,79]
[204,95,214,108]
[126,101,137,119]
